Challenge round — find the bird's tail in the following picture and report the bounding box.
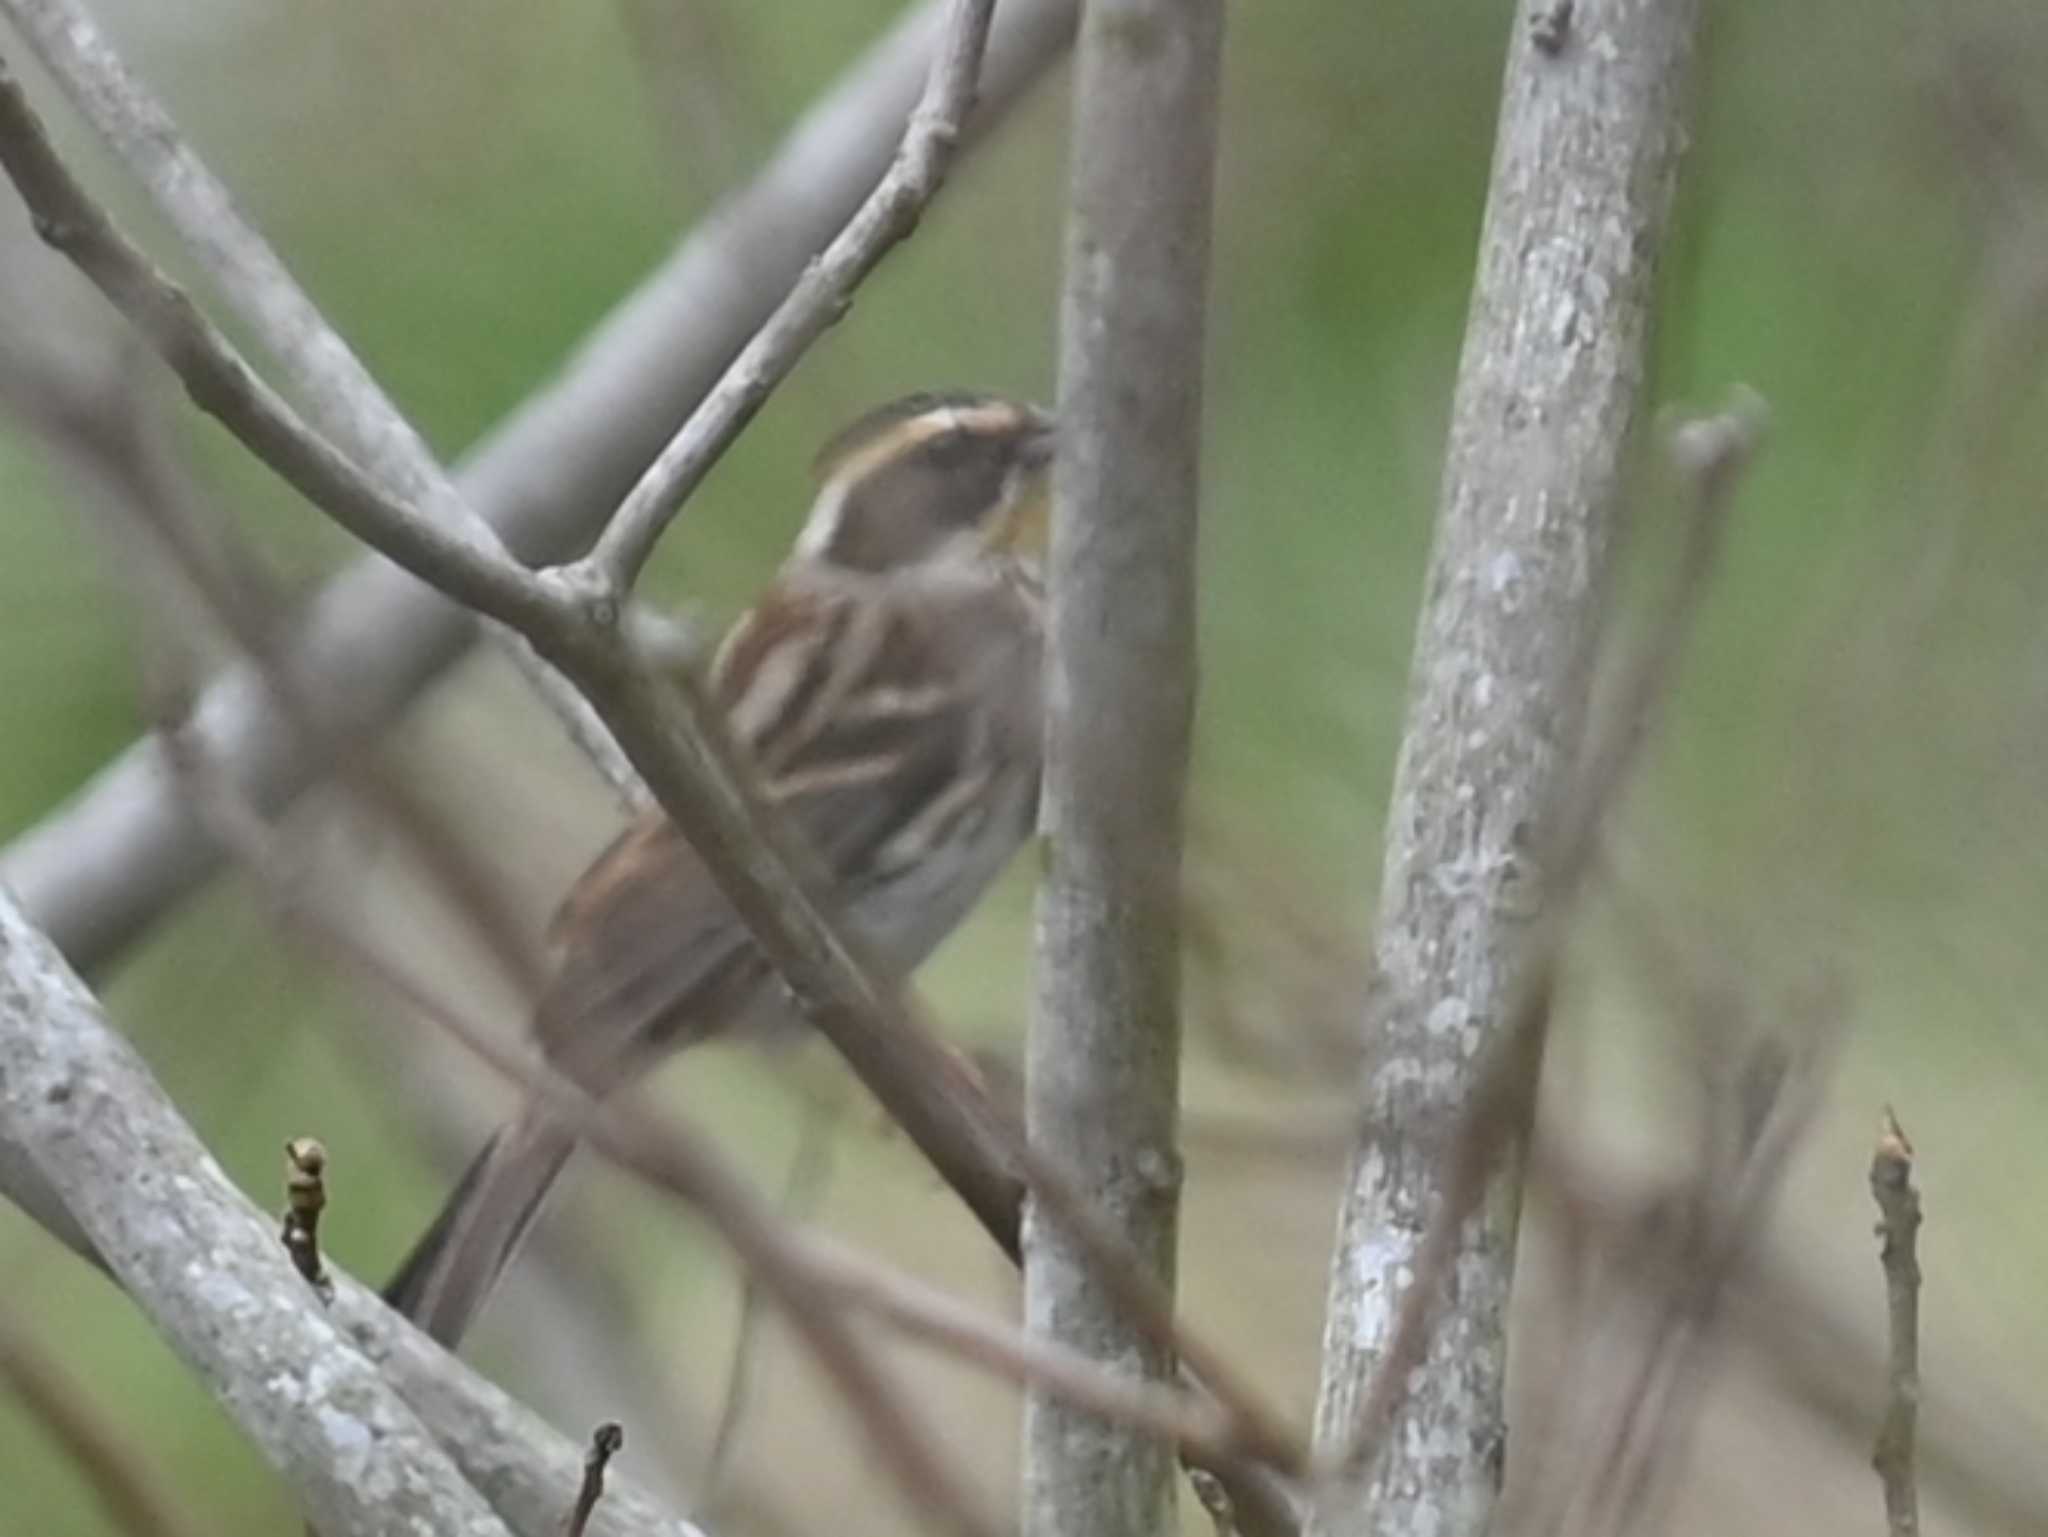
[383,1110,579,1348]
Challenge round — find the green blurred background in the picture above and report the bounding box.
[3,1,2047,1532]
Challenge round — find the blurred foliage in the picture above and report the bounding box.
[3,0,2048,1532]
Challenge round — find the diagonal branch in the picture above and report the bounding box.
[0,9,1306,1531]
[579,0,999,593]
[0,56,555,631]
[0,0,1080,974]
[0,890,516,1537]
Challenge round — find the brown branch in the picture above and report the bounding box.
[1870,1108,1923,1537]
[787,1229,1247,1470]
[182,744,1290,1502]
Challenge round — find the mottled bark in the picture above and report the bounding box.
[0,892,513,1537]
[1023,3,1223,1537]
[1310,2,1706,1534]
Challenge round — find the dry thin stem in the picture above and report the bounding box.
[563,1422,625,1537]
[579,0,999,593]
[1870,1108,1923,1537]
[1569,1017,1835,1537]
[0,1306,209,1537]
[787,1229,1246,1469]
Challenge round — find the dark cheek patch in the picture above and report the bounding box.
[827,449,1008,570]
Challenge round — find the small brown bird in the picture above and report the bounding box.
[387,392,1054,1345]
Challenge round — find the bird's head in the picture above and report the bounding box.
[792,391,1055,575]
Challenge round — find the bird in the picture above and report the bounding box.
[386,390,1055,1347]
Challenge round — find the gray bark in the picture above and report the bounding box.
[1023,2,1222,1536]
[0,890,512,1537]
[0,0,1078,973]
[0,889,702,1537]
[1309,2,1705,1534]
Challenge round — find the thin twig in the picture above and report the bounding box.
[563,1422,625,1537]
[0,0,1080,978]
[786,1228,1246,1468]
[579,0,1000,592]
[280,1136,334,1303]
[0,59,553,629]
[0,342,556,1001]
[1,0,655,797]
[166,730,1000,1537]
[1870,1107,1923,1537]
[194,780,1276,1481]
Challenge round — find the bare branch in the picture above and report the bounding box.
[0,56,557,631]
[1,0,1080,973]
[579,0,999,593]
[1308,4,1709,1531]
[164,732,1002,1537]
[0,891,517,1537]
[2,0,471,519]
[0,8,1304,1529]
[789,1228,1246,1470]
[1311,391,1764,1505]
[1870,1108,1923,1537]
[1025,3,1223,1537]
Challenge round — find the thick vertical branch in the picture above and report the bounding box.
[1309,2,1704,1535]
[1023,3,1222,1537]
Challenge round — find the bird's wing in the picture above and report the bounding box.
[531,579,985,1084]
